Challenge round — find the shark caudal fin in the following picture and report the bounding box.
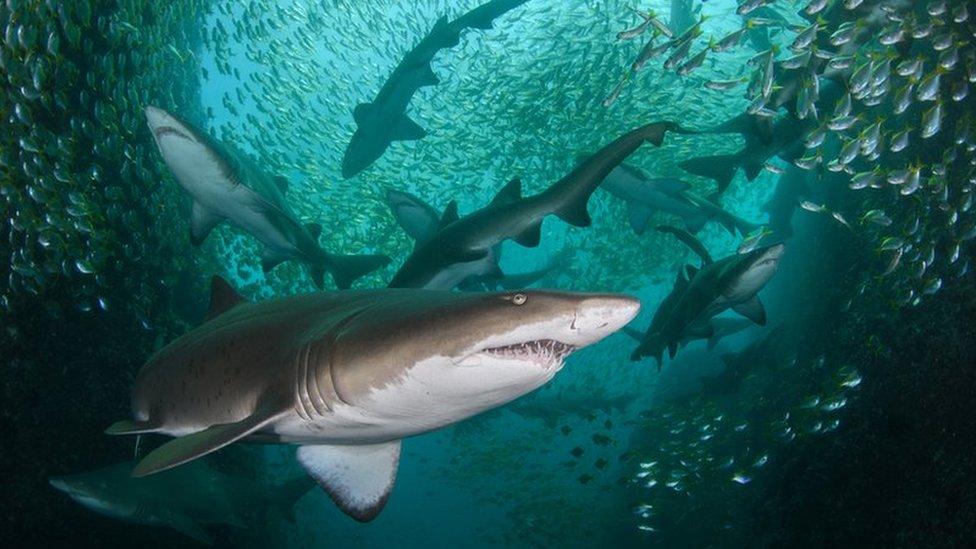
[679,154,740,195]
[319,253,391,290]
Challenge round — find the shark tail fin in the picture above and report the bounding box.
[321,253,391,290]
[679,154,740,194]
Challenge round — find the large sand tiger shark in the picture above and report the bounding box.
[145,106,389,290]
[107,277,639,521]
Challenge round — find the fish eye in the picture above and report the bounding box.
[512,293,527,305]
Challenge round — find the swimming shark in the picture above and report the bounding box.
[49,458,312,544]
[622,314,753,353]
[107,276,639,522]
[383,186,573,290]
[341,0,530,178]
[506,389,634,428]
[596,162,758,235]
[388,121,680,288]
[145,106,389,289]
[678,75,844,194]
[631,232,784,364]
[699,324,793,396]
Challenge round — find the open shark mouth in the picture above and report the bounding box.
[483,339,577,367]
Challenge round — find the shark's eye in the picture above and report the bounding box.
[512,293,527,305]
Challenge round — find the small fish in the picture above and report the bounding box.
[677,43,711,76]
[827,55,854,71]
[704,77,747,91]
[828,114,860,131]
[738,226,773,254]
[889,129,911,153]
[663,37,694,71]
[860,209,892,227]
[832,211,852,228]
[791,23,819,51]
[578,474,593,485]
[764,162,785,174]
[921,102,943,138]
[781,50,811,70]
[632,38,672,71]
[850,169,879,190]
[804,0,828,16]
[731,473,752,485]
[916,69,944,102]
[571,446,584,458]
[713,27,747,52]
[560,425,572,436]
[617,10,654,41]
[800,200,826,213]
[737,0,770,16]
[595,458,609,470]
[879,236,905,252]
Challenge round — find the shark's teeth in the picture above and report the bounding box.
[483,339,576,367]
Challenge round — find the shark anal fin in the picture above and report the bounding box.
[513,222,542,248]
[732,296,767,325]
[131,404,288,478]
[627,202,654,235]
[296,440,401,522]
[207,275,247,320]
[392,115,426,142]
[105,419,161,435]
[189,201,224,246]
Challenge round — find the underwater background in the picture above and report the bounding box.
[3,0,976,547]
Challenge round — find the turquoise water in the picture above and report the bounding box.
[3,0,975,547]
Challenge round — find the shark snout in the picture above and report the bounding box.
[567,295,641,345]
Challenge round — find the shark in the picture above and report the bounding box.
[630,229,784,364]
[49,458,312,544]
[383,186,572,290]
[622,314,753,354]
[388,121,680,289]
[699,324,793,397]
[341,0,531,178]
[507,389,633,428]
[106,276,639,522]
[596,161,758,235]
[678,74,844,194]
[145,106,389,289]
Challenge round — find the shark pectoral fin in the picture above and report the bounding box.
[105,419,160,435]
[352,103,374,125]
[489,178,522,207]
[167,512,214,545]
[626,202,653,235]
[189,202,224,246]
[512,221,542,248]
[296,440,401,522]
[418,64,440,87]
[131,404,288,478]
[206,276,248,320]
[732,296,767,325]
[392,115,426,142]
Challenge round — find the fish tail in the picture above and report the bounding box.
[320,253,391,290]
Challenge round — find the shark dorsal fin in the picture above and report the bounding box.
[489,178,522,208]
[436,201,460,231]
[274,175,289,194]
[207,276,247,320]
